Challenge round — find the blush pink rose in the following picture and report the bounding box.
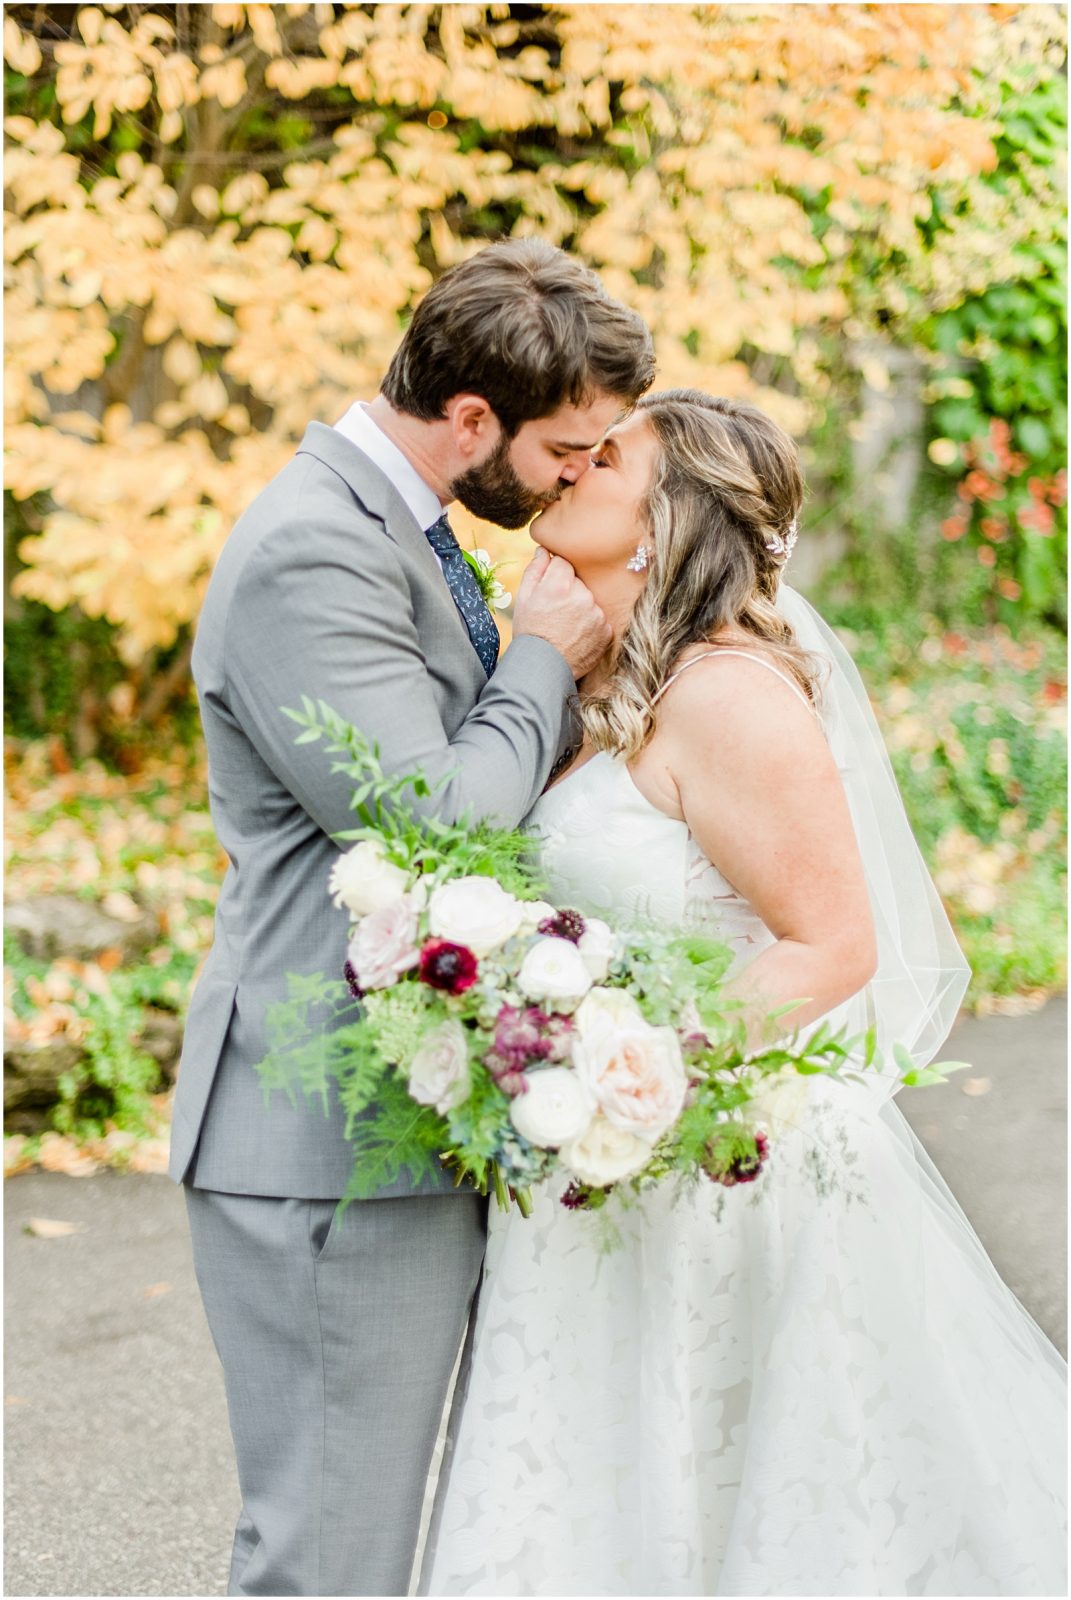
[571,1013,687,1144]
[346,893,421,991]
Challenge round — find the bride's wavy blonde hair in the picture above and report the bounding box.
[582,389,821,759]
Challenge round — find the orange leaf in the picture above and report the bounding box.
[25,1216,85,1238]
[37,1133,100,1176]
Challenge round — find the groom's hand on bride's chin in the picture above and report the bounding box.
[514,548,611,678]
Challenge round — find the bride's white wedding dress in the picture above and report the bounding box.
[421,647,1067,1598]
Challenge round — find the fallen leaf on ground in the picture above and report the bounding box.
[25,1217,85,1238]
[37,1133,100,1176]
[961,1077,992,1096]
[128,1138,170,1174]
[976,990,1049,1017]
[141,1282,172,1299]
[83,1128,139,1164]
[101,890,145,922]
[4,1137,34,1178]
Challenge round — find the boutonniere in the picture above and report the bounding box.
[462,547,512,611]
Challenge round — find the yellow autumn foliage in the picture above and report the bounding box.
[4,3,1065,663]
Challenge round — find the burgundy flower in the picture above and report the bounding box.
[542,1013,575,1063]
[485,1004,580,1096]
[491,1004,553,1067]
[560,1181,613,1211]
[418,939,478,995]
[343,960,365,1001]
[536,908,586,944]
[703,1129,770,1187]
[487,1062,529,1098]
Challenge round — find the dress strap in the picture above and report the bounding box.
[652,649,816,714]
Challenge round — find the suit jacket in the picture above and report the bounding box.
[169,423,576,1197]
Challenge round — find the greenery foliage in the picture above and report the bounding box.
[256,720,954,1214]
[4,933,192,1137]
[819,608,1067,1006]
[285,697,545,892]
[3,3,1065,750]
[922,67,1067,625]
[3,745,219,1157]
[2,7,1066,1166]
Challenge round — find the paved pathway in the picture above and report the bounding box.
[4,999,1065,1597]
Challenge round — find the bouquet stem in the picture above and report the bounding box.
[491,1160,510,1213]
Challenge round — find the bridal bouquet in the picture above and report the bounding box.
[257,701,963,1216]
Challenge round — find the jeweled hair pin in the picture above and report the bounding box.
[765,517,799,560]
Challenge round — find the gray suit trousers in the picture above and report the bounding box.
[185,1187,487,1596]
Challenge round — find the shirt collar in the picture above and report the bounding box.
[333,401,444,533]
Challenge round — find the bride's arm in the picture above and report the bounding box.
[657,655,877,1047]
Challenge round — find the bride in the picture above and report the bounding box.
[419,390,1067,1597]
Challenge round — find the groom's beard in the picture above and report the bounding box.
[449,434,560,529]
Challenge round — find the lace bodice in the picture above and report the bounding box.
[527,751,775,966]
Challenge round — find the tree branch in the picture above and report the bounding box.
[138,634,194,726]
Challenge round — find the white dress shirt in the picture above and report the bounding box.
[333,401,444,534]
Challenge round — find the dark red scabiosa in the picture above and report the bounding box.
[703,1128,770,1187]
[536,908,586,944]
[343,960,365,1001]
[418,939,478,995]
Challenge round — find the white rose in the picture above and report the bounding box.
[561,1114,651,1186]
[328,840,409,919]
[509,1067,593,1149]
[517,937,593,1009]
[516,899,558,934]
[748,1065,811,1133]
[407,1019,470,1115]
[428,877,525,957]
[574,986,644,1035]
[572,1014,687,1144]
[576,919,616,981]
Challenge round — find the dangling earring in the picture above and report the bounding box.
[626,543,650,573]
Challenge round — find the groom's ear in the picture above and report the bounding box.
[445,394,500,461]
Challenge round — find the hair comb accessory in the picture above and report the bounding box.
[765,517,799,561]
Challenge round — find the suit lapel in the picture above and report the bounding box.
[296,422,445,590]
[295,423,487,696]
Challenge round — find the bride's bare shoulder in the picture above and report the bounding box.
[655,644,830,801]
[656,637,817,740]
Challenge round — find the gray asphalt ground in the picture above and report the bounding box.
[5,999,1066,1598]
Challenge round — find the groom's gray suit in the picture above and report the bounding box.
[172,420,575,1595]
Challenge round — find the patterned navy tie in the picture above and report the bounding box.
[424,514,500,679]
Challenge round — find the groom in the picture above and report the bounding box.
[170,239,655,1596]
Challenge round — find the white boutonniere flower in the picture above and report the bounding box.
[463,548,513,611]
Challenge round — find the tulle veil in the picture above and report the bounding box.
[775,584,970,1099]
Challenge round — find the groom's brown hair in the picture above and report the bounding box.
[380,239,654,435]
